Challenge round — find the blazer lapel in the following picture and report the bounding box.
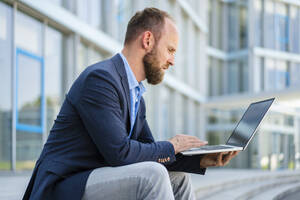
[111,54,131,131]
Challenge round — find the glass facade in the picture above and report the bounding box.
[0,2,65,170]
[208,0,300,170]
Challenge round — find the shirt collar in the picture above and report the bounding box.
[119,52,146,93]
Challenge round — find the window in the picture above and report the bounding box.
[77,42,88,74]
[239,5,248,49]
[115,0,133,42]
[264,0,275,49]
[77,0,101,29]
[276,60,288,89]
[209,58,223,96]
[275,2,289,51]
[240,58,248,92]
[264,58,289,91]
[254,0,263,46]
[290,6,300,53]
[290,62,300,87]
[265,58,276,91]
[228,60,239,94]
[228,3,238,51]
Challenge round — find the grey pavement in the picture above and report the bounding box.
[1,169,300,200]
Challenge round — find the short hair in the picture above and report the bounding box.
[124,8,173,45]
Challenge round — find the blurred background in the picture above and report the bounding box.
[0,0,300,174]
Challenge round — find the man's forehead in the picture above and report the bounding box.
[164,18,178,34]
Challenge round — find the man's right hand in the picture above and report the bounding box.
[168,134,208,154]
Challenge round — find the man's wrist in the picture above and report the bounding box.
[168,140,177,154]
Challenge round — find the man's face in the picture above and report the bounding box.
[143,18,178,85]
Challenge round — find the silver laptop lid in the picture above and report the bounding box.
[226,98,275,149]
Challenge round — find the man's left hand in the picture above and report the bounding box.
[200,151,240,168]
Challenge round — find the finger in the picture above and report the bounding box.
[216,153,223,165]
[223,152,237,165]
[189,140,208,146]
[184,135,207,143]
[222,152,232,164]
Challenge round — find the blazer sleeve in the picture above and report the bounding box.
[75,70,176,167]
[165,154,206,175]
[137,119,155,144]
[138,116,206,175]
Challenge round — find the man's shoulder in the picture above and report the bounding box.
[85,58,115,75]
[67,56,122,103]
[79,56,122,83]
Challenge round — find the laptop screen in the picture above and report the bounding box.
[226,98,274,148]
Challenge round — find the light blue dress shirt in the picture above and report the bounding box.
[119,53,146,138]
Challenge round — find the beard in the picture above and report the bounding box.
[143,48,166,85]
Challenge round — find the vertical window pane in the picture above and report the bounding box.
[290,63,300,87]
[254,0,263,46]
[115,0,132,42]
[276,60,288,89]
[15,11,43,170]
[290,6,300,53]
[265,58,276,91]
[240,58,248,92]
[78,42,88,74]
[77,0,89,23]
[228,61,239,94]
[45,26,63,134]
[17,54,41,126]
[239,5,248,49]
[16,11,42,56]
[275,2,288,51]
[0,1,12,170]
[228,3,238,51]
[264,0,275,49]
[90,0,101,28]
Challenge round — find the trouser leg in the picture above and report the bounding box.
[82,161,175,200]
[168,171,195,200]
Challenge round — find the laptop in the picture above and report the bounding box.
[181,98,275,155]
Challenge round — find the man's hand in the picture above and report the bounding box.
[168,134,208,154]
[200,151,240,168]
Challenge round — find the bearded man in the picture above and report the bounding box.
[23,8,238,200]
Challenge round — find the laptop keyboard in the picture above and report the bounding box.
[190,145,233,151]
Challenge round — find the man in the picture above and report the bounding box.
[23,8,238,200]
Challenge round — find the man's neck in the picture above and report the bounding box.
[121,48,145,83]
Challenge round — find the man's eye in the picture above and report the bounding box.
[168,49,175,55]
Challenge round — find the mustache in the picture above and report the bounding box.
[163,64,170,70]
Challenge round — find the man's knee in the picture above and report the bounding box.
[139,161,169,180]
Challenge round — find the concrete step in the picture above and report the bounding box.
[192,170,300,200]
[249,182,300,200]
[201,176,300,200]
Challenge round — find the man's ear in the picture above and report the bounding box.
[142,31,155,52]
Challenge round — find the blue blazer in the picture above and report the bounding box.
[23,54,206,200]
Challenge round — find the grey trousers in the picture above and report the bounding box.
[82,161,195,200]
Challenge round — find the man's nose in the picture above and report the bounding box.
[168,56,175,66]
